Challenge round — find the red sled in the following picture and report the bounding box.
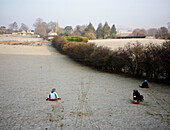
[46,98,61,101]
[132,100,140,104]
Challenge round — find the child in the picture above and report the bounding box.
[46,88,60,101]
[133,89,144,103]
[140,80,149,88]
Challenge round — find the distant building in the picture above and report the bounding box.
[27,30,34,35]
[12,32,18,35]
[21,30,27,35]
[47,30,57,40]
[11,30,34,36]
[117,30,132,36]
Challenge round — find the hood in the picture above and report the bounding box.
[51,90,55,93]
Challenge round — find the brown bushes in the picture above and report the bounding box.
[0,40,50,45]
[52,36,170,84]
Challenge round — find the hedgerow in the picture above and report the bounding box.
[52,36,170,84]
[108,36,146,39]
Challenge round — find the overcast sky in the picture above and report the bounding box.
[1,0,170,30]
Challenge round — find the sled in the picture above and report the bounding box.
[132,100,140,104]
[139,84,149,88]
[46,98,61,101]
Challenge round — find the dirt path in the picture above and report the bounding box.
[0,44,169,129]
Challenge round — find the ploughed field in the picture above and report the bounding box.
[0,37,169,129]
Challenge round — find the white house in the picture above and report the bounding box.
[27,30,34,35]
[47,30,57,40]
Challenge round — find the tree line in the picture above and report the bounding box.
[52,36,170,85]
[32,18,117,40]
[0,18,117,39]
[132,26,170,39]
[0,22,29,34]
[32,18,170,40]
[68,22,117,40]
[1,19,170,40]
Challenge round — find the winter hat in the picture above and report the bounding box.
[52,88,56,91]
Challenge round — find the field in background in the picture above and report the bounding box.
[89,38,167,50]
[0,36,43,41]
[0,36,50,45]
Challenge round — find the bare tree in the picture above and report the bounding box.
[167,22,170,32]
[132,28,146,36]
[147,28,158,37]
[64,26,73,35]
[156,27,169,39]
[33,18,47,36]
[9,21,18,31]
[33,18,43,28]
[48,21,57,33]
[34,26,46,37]
[19,23,29,31]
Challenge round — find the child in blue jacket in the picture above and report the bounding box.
[46,88,60,101]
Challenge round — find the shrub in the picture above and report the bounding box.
[89,46,111,70]
[52,36,68,53]
[85,32,96,40]
[64,37,88,43]
[82,37,88,42]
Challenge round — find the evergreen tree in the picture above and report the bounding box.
[103,22,110,38]
[96,23,103,39]
[73,25,81,37]
[85,22,96,33]
[84,22,96,39]
[110,24,117,36]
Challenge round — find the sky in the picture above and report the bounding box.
[1,0,170,30]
